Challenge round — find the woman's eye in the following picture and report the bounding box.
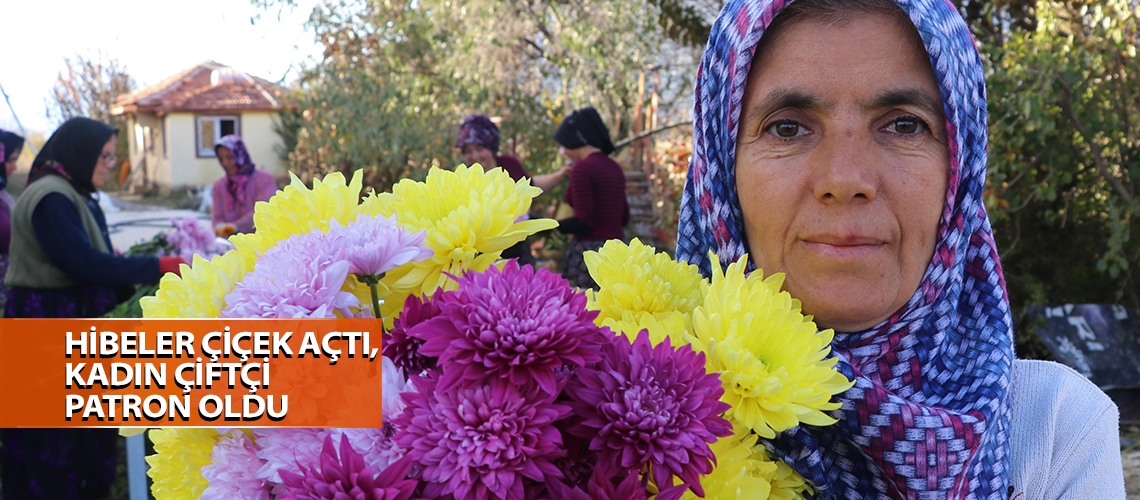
[887,117,926,135]
[766,121,805,138]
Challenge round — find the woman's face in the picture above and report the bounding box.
[5,148,19,177]
[559,145,588,163]
[735,14,949,332]
[461,144,496,169]
[92,136,117,189]
[217,146,238,175]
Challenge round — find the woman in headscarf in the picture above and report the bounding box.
[0,129,26,314]
[552,107,630,289]
[211,134,277,236]
[457,114,568,264]
[4,117,186,319]
[1,117,186,500]
[675,0,1124,498]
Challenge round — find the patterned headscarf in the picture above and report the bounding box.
[456,114,501,153]
[675,0,1013,498]
[215,134,258,207]
[215,135,256,177]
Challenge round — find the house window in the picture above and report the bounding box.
[196,115,240,157]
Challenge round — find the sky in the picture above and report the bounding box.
[0,0,324,136]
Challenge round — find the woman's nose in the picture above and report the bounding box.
[812,129,878,204]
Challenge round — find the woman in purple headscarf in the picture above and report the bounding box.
[211,134,277,235]
[676,0,1124,498]
[456,114,568,264]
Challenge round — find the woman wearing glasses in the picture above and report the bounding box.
[2,117,186,320]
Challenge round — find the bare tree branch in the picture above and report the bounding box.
[614,121,690,150]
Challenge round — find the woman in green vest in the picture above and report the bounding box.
[3,117,187,319]
[1,118,191,500]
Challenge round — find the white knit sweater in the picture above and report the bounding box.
[1008,359,1126,499]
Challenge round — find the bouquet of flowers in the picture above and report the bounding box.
[103,217,234,318]
[139,166,853,500]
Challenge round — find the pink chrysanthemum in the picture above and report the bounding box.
[383,294,442,375]
[166,217,232,260]
[565,330,733,497]
[410,260,606,395]
[327,213,432,277]
[201,430,270,500]
[222,230,359,318]
[340,426,407,473]
[279,433,418,500]
[381,356,415,422]
[253,428,328,492]
[394,374,568,500]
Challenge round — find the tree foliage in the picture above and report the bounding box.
[278,0,700,192]
[48,53,135,125]
[980,0,1140,356]
[258,0,1140,361]
[47,53,135,189]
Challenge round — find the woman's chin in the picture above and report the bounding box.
[791,280,904,333]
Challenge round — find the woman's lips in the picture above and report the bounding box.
[801,236,886,259]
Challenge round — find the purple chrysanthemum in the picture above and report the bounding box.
[383,294,442,375]
[201,430,271,500]
[326,213,432,277]
[394,374,568,500]
[565,330,733,497]
[279,433,419,500]
[222,230,359,318]
[550,432,597,490]
[410,260,606,395]
[546,469,654,500]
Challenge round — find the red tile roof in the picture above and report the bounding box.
[112,61,288,116]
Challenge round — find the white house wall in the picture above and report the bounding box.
[167,113,213,187]
[124,112,171,190]
[167,111,287,189]
[240,112,287,178]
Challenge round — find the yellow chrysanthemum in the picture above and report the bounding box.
[600,309,695,347]
[231,170,367,267]
[361,164,556,318]
[691,254,854,438]
[141,250,250,318]
[585,238,706,329]
[752,446,813,500]
[681,426,777,499]
[146,428,220,500]
[143,171,376,319]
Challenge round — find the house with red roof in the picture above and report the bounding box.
[111,61,290,191]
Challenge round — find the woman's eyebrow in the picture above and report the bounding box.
[865,88,945,118]
[744,89,829,124]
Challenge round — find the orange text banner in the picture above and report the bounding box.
[0,318,383,428]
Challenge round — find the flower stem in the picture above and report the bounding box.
[359,273,386,334]
[368,281,383,326]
